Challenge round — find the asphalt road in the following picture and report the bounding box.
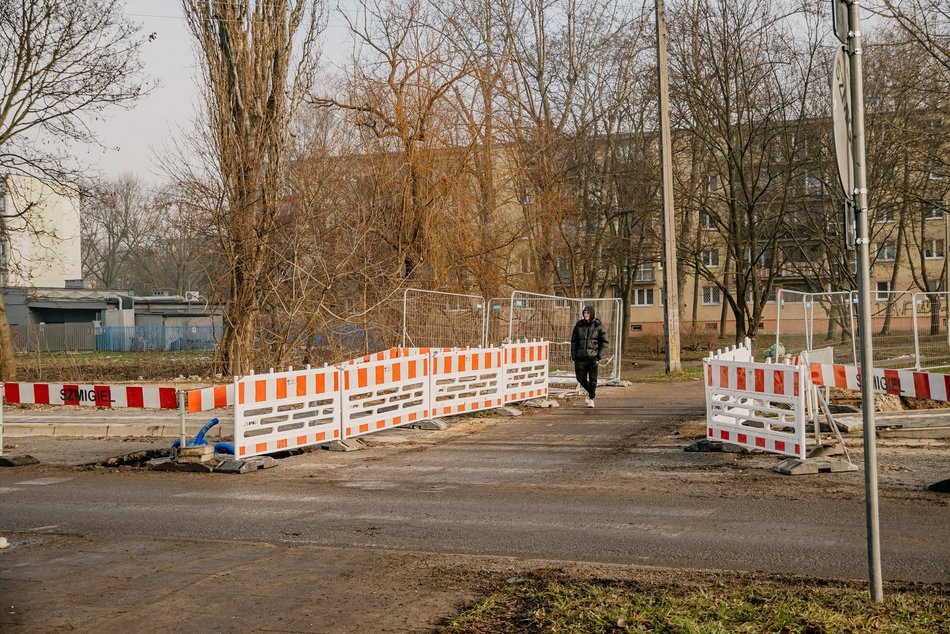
[1,380,948,631]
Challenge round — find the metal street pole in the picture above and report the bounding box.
[846,0,884,603]
[655,0,681,374]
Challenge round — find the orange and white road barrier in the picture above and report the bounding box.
[705,343,807,460]
[503,340,549,404]
[233,366,341,458]
[431,348,504,416]
[185,384,234,413]
[810,362,950,402]
[340,352,431,440]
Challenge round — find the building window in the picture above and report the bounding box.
[876,281,892,301]
[925,239,945,259]
[876,242,896,261]
[804,173,822,194]
[700,212,715,230]
[927,163,945,181]
[706,174,720,192]
[701,248,720,267]
[633,261,654,283]
[923,200,946,220]
[702,286,721,305]
[632,288,654,306]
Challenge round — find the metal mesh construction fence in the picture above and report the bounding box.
[777,289,950,371]
[775,290,856,365]
[504,292,623,384]
[401,289,486,349]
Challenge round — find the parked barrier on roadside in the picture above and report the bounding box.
[341,351,431,440]
[3,382,178,409]
[234,366,341,458]
[503,340,549,404]
[431,348,504,416]
[705,343,806,460]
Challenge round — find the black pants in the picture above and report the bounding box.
[574,359,598,399]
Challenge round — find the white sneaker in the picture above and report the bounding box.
[587,398,595,408]
[584,395,591,406]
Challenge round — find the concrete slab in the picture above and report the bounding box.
[682,439,747,453]
[409,418,448,430]
[773,457,859,475]
[325,438,367,452]
[0,455,40,467]
[215,456,278,474]
[494,406,522,417]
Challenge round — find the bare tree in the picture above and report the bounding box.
[182,0,324,376]
[81,175,159,289]
[0,0,148,380]
[881,0,950,75]
[668,0,824,342]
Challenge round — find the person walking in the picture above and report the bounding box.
[571,305,608,408]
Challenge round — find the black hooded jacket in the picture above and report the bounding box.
[570,305,608,362]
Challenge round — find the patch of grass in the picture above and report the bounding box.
[438,571,950,633]
[14,350,217,382]
[635,365,705,383]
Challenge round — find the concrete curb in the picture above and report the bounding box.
[3,423,233,439]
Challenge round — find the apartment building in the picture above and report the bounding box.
[0,174,82,288]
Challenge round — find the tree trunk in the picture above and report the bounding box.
[0,298,17,381]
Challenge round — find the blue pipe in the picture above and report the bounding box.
[171,417,220,449]
[214,442,235,455]
[194,418,220,445]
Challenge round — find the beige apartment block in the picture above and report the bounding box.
[0,175,82,288]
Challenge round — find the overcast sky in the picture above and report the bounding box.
[84,0,351,185]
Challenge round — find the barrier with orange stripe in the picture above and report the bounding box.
[233,366,341,458]
[502,341,549,404]
[340,351,430,440]
[431,348,504,416]
[227,341,549,459]
[705,343,806,460]
[185,384,234,413]
[809,362,950,402]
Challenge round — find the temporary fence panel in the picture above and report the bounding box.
[865,290,919,369]
[912,292,950,370]
[503,340,550,404]
[506,292,622,384]
[402,289,486,349]
[341,352,430,440]
[234,366,341,459]
[430,347,505,417]
[3,382,178,409]
[705,347,806,459]
[776,290,856,365]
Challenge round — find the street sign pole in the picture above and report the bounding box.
[839,0,884,603]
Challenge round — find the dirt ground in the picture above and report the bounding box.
[1,375,948,633]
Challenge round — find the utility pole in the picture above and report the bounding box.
[655,0,681,373]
